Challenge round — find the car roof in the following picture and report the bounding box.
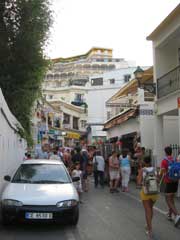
[22,159,63,165]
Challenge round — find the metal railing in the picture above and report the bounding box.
[157,65,180,99]
[170,144,180,159]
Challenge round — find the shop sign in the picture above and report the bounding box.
[66,132,80,139]
[139,109,153,116]
[48,129,55,135]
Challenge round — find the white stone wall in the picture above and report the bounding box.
[0,89,26,194]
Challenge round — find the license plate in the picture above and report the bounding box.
[25,212,53,219]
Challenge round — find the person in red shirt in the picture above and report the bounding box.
[160,146,180,227]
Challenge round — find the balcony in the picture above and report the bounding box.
[157,65,180,99]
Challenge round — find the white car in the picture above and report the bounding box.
[1,160,79,225]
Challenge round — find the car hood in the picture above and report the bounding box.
[1,183,78,205]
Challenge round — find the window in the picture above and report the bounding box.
[12,164,71,184]
[124,74,131,83]
[109,79,115,84]
[49,95,53,99]
[75,93,84,102]
[107,111,111,120]
[73,117,79,130]
[46,74,53,80]
[91,78,103,86]
[63,113,70,124]
[54,74,59,80]
[80,120,87,128]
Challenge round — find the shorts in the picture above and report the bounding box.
[109,170,120,180]
[140,190,158,202]
[164,182,178,194]
[74,182,83,193]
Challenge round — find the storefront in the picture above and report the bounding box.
[120,131,137,155]
[64,131,81,147]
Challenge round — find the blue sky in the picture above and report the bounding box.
[46,0,180,66]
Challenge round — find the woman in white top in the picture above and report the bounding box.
[93,151,105,188]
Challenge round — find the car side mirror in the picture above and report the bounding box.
[4,175,11,182]
[72,176,80,182]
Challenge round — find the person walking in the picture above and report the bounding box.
[81,148,89,192]
[72,162,83,203]
[93,150,105,188]
[120,149,131,192]
[160,146,180,226]
[109,151,120,193]
[138,156,159,239]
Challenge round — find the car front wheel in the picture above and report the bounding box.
[70,209,79,226]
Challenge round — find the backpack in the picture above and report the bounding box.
[165,158,180,181]
[143,168,159,195]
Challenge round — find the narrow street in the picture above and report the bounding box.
[0,181,179,240]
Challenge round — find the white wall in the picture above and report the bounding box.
[87,87,119,125]
[164,116,179,146]
[0,89,26,193]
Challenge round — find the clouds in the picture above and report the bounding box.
[47,0,180,66]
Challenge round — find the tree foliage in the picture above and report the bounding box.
[0,0,52,144]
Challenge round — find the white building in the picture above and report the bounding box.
[43,47,135,89]
[32,98,87,148]
[42,48,137,143]
[87,67,149,143]
[43,85,87,106]
[147,4,180,165]
[104,67,155,152]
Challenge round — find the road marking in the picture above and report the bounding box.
[123,192,167,215]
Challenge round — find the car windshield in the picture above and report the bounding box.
[12,164,71,184]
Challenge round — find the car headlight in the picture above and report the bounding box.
[2,199,23,207]
[56,200,78,208]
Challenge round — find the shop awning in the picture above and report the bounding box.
[104,108,138,130]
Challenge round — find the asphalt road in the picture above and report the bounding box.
[0,182,180,240]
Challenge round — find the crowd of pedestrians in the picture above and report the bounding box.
[24,144,180,239]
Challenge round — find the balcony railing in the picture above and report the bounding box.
[157,65,180,99]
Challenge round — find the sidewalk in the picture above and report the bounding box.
[127,181,180,215]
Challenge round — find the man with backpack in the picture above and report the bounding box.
[160,146,180,227]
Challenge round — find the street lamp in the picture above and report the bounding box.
[134,66,144,88]
[134,66,156,94]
